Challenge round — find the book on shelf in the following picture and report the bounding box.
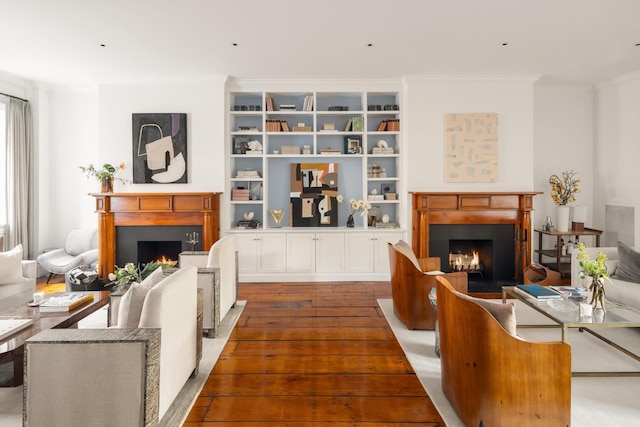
[303,95,314,111]
[515,284,563,300]
[351,117,364,132]
[279,104,296,111]
[39,293,95,312]
[265,97,274,111]
[344,118,353,132]
[377,120,388,131]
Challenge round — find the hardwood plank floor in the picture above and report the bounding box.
[184,282,445,426]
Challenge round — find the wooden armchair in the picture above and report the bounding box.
[387,241,467,330]
[435,276,571,427]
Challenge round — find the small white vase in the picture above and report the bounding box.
[556,205,570,232]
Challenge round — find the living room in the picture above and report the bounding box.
[1,1,639,425]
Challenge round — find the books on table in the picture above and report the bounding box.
[515,284,563,299]
[551,286,588,300]
[39,293,95,312]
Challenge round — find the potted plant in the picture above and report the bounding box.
[576,242,610,311]
[548,170,580,232]
[79,162,128,192]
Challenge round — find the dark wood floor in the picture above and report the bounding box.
[184,282,445,426]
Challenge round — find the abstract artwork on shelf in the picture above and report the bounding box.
[132,113,187,183]
[290,163,339,227]
[444,113,498,183]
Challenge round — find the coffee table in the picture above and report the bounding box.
[0,291,110,387]
[502,286,640,377]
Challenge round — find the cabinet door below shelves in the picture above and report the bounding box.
[316,233,344,273]
[373,232,404,273]
[236,233,286,274]
[287,233,316,273]
[345,233,374,273]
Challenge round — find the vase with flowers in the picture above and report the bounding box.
[337,195,371,228]
[549,170,580,232]
[108,261,173,292]
[79,162,129,193]
[576,242,610,311]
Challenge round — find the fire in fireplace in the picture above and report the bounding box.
[116,225,202,268]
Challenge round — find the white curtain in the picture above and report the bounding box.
[5,97,33,258]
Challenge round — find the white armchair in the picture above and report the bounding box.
[36,228,98,282]
[179,235,238,337]
[0,243,37,311]
[24,265,200,426]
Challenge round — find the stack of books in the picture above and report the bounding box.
[40,293,95,312]
[236,169,261,179]
[302,95,314,111]
[232,189,250,201]
[377,119,401,131]
[514,284,563,300]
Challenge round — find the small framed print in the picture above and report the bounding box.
[344,136,362,154]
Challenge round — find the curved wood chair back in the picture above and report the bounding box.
[435,275,571,427]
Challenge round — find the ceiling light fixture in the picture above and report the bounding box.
[100,44,106,47]
[232,43,238,46]
[502,42,508,46]
[367,43,373,47]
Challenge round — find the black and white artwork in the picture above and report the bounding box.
[132,113,187,183]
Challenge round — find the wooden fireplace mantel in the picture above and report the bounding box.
[92,192,221,278]
[411,192,542,281]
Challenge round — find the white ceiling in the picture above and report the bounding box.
[2,0,640,87]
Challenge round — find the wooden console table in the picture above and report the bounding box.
[535,227,603,277]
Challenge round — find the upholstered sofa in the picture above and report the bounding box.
[571,242,640,310]
[23,265,200,426]
[0,244,37,311]
[435,275,571,427]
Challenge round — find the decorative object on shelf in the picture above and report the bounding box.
[382,214,390,224]
[185,232,199,251]
[381,182,396,200]
[337,195,371,228]
[445,113,498,183]
[344,136,362,154]
[246,139,263,155]
[549,170,580,232]
[346,214,355,228]
[132,113,187,183]
[243,212,254,221]
[269,209,286,228]
[79,162,129,192]
[290,163,339,227]
[576,242,610,311]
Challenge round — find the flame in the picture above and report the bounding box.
[157,256,177,266]
[471,250,479,266]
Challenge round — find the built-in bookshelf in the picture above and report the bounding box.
[227,90,403,231]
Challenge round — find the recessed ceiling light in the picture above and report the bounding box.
[232,43,238,46]
[502,42,508,46]
[367,43,373,47]
[100,44,106,47]
[636,43,640,46]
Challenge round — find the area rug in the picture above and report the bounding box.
[0,301,246,426]
[378,298,640,427]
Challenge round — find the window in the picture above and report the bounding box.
[0,101,5,226]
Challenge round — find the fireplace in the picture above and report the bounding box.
[430,224,515,292]
[115,225,202,267]
[92,192,220,278]
[411,192,541,288]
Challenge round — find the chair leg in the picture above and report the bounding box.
[46,272,53,283]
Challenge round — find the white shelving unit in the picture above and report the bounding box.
[225,87,405,281]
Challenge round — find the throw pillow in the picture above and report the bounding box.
[612,241,640,284]
[0,244,23,285]
[115,267,166,328]
[458,293,517,336]
[116,282,149,328]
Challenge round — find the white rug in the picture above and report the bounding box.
[0,301,246,427]
[378,298,640,427]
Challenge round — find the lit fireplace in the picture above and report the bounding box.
[449,249,482,273]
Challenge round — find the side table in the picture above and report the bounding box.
[534,228,603,278]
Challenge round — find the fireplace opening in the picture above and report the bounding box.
[115,225,202,268]
[430,224,516,293]
[138,241,181,266]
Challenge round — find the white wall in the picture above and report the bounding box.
[595,71,640,246]
[533,85,595,250]
[404,76,537,192]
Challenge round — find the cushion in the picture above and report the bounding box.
[0,244,23,285]
[116,266,166,328]
[457,293,517,336]
[393,240,422,272]
[612,241,640,284]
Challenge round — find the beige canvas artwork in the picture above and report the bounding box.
[445,113,498,182]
